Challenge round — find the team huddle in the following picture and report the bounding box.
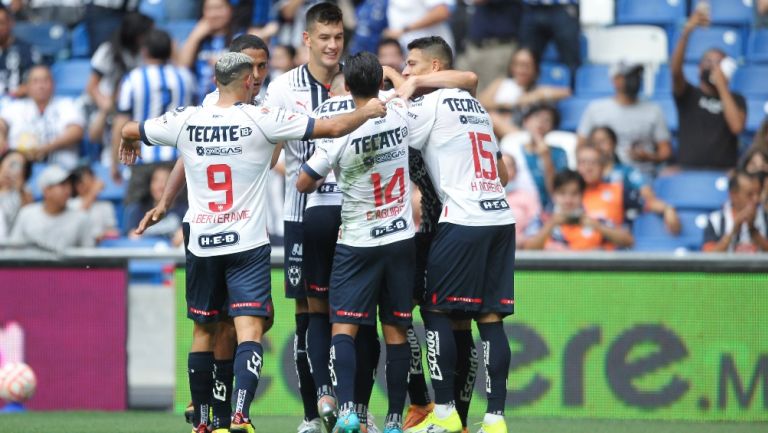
[119,3,515,433]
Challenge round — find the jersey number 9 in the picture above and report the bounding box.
[207,164,233,212]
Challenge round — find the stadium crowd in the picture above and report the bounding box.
[0,0,767,254]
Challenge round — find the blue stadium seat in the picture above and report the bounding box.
[70,22,91,59]
[746,99,768,133]
[161,20,197,45]
[732,66,768,98]
[655,64,702,95]
[574,65,613,97]
[678,27,743,63]
[747,29,768,64]
[539,63,571,87]
[14,22,69,61]
[615,0,686,27]
[651,97,678,132]
[51,60,91,97]
[91,162,127,202]
[632,210,710,252]
[139,0,167,24]
[541,35,588,63]
[558,97,593,131]
[653,171,729,211]
[708,0,753,26]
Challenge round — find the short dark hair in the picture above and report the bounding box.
[377,38,403,56]
[144,29,172,61]
[407,36,453,69]
[589,126,618,147]
[523,104,560,129]
[275,44,296,60]
[230,34,270,58]
[343,51,382,98]
[554,170,586,193]
[729,169,760,193]
[305,2,343,31]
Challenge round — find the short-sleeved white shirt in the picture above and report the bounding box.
[387,0,455,50]
[140,103,314,257]
[304,98,414,247]
[0,97,85,170]
[407,88,515,227]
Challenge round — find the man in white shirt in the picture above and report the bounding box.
[0,65,85,170]
[402,36,515,433]
[298,52,415,433]
[119,52,386,433]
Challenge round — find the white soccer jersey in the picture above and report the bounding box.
[304,95,351,209]
[140,103,314,257]
[407,88,516,226]
[304,98,415,247]
[264,65,333,222]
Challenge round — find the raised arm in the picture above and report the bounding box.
[710,65,746,135]
[672,11,709,96]
[310,98,387,139]
[395,70,480,100]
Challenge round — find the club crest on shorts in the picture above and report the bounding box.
[288,265,302,287]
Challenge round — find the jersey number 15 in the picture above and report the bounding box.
[470,132,497,180]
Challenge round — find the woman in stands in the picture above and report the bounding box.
[0,150,32,241]
[479,47,571,128]
[588,126,681,234]
[741,147,768,206]
[124,165,184,246]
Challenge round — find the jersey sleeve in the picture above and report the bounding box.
[256,106,314,143]
[302,138,335,180]
[140,107,195,147]
[264,79,288,109]
[406,92,439,150]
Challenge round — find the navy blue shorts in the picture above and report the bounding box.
[329,238,416,327]
[183,223,273,324]
[284,221,305,299]
[303,205,341,299]
[425,223,515,318]
[412,231,435,303]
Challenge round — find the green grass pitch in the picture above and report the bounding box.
[0,412,765,433]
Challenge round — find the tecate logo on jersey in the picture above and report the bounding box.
[186,125,253,143]
[196,146,243,156]
[198,231,240,248]
[370,217,408,238]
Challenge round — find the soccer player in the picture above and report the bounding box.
[401,37,515,433]
[135,34,272,433]
[121,52,387,433]
[263,4,350,432]
[297,51,414,433]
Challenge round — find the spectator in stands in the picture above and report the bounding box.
[84,0,141,55]
[69,165,118,243]
[576,145,634,248]
[480,47,571,127]
[457,0,521,93]
[741,147,768,205]
[577,63,672,179]
[269,44,295,82]
[589,126,681,234]
[0,150,32,240]
[8,165,94,251]
[179,0,240,103]
[13,0,85,26]
[384,0,454,50]
[378,37,405,71]
[751,117,768,153]
[247,0,279,41]
[671,9,747,170]
[499,105,569,208]
[500,153,541,247]
[165,0,203,21]
[0,5,40,98]
[0,65,85,170]
[519,0,580,71]
[350,0,388,55]
[112,29,195,208]
[758,0,768,27]
[124,165,183,244]
[525,169,633,250]
[703,170,768,253]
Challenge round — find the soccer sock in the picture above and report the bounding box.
[454,329,478,427]
[354,325,380,409]
[422,311,456,405]
[188,351,214,427]
[330,334,357,412]
[406,326,431,406]
[211,359,234,429]
[307,312,333,398]
[478,322,511,415]
[295,313,320,420]
[386,343,411,424]
[233,341,263,419]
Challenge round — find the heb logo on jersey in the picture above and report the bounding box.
[198,231,240,248]
[370,217,408,238]
[480,199,510,211]
[196,145,243,156]
[318,183,341,194]
[186,125,252,143]
[351,127,407,155]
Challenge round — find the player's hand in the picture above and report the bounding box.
[395,76,419,101]
[135,204,167,235]
[119,138,141,165]
[663,206,682,235]
[361,97,387,119]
